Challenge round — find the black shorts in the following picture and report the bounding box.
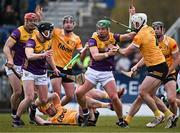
[49,66,73,83]
[147,62,168,82]
[163,73,176,84]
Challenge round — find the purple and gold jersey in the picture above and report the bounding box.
[23,32,52,75]
[10,26,36,66]
[88,32,120,71]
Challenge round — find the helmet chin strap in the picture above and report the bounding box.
[41,31,51,40]
[135,20,145,33]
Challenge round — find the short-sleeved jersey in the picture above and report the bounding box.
[10,26,36,66]
[51,28,82,69]
[38,94,78,125]
[132,25,165,66]
[158,35,179,74]
[88,32,121,71]
[48,108,77,125]
[22,32,52,75]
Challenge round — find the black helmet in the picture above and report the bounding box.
[37,21,54,40]
[62,15,75,24]
[152,21,164,28]
[37,21,54,33]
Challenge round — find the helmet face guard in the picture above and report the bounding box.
[152,21,165,39]
[96,20,111,39]
[62,15,75,32]
[131,13,147,30]
[37,21,54,40]
[63,15,75,24]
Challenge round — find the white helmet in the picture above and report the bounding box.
[131,13,147,30]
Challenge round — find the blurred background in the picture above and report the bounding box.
[0,0,180,115]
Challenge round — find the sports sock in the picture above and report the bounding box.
[125,115,132,124]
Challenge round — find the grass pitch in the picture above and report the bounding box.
[0,113,179,132]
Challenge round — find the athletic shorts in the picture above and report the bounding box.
[22,69,48,85]
[85,67,115,86]
[163,73,176,84]
[49,66,73,83]
[147,62,168,82]
[5,65,22,76]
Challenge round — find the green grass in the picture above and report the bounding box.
[0,113,179,132]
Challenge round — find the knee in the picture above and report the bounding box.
[13,90,22,97]
[168,97,176,105]
[66,95,74,101]
[25,95,34,103]
[39,98,48,105]
[75,88,83,99]
[109,93,119,103]
[139,87,147,98]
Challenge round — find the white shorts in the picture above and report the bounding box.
[85,67,115,86]
[5,65,22,76]
[22,70,48,85]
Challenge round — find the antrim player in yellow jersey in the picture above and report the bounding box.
[50,15,85,106]
[75,19,136,127]
[33,91,116,126]
[12,22,60,127]
[119,13,178,128]
[3,12,38,123]
[124,21,179,128]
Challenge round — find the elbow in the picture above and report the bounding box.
[3,46,8,54]
[92,55,101,61]
[26,54,33,60]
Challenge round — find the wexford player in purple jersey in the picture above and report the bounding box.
[75,19,136,127]
[12,22,60,127]
[3,13,38,121]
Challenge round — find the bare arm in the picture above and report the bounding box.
[168,52,180,75]
[90,46,118,61]
[118,43,137,56]
[3,37,16,67]
[120,32,136,42]
[25,47,46,60]
[131,57,144,72]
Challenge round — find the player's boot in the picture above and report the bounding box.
[81,113,90,127]
[29,104,36,124]
[165,115,178,128]
[116,120,129,128]
[146,114,165,128]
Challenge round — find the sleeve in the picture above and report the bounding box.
[169,38,179,54]
[75,36,83,49]
[88,38,97,47]
[26,39,36,48]
[10,29,21,41]
[132,33,142,48]
[113,33,120,42]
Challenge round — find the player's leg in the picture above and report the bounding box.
[61,82,75,106]
[164,80,177,115]
[75,79,95,127]
[139,76,165,124]
[125,95,143,125]
[104,80,127,128]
